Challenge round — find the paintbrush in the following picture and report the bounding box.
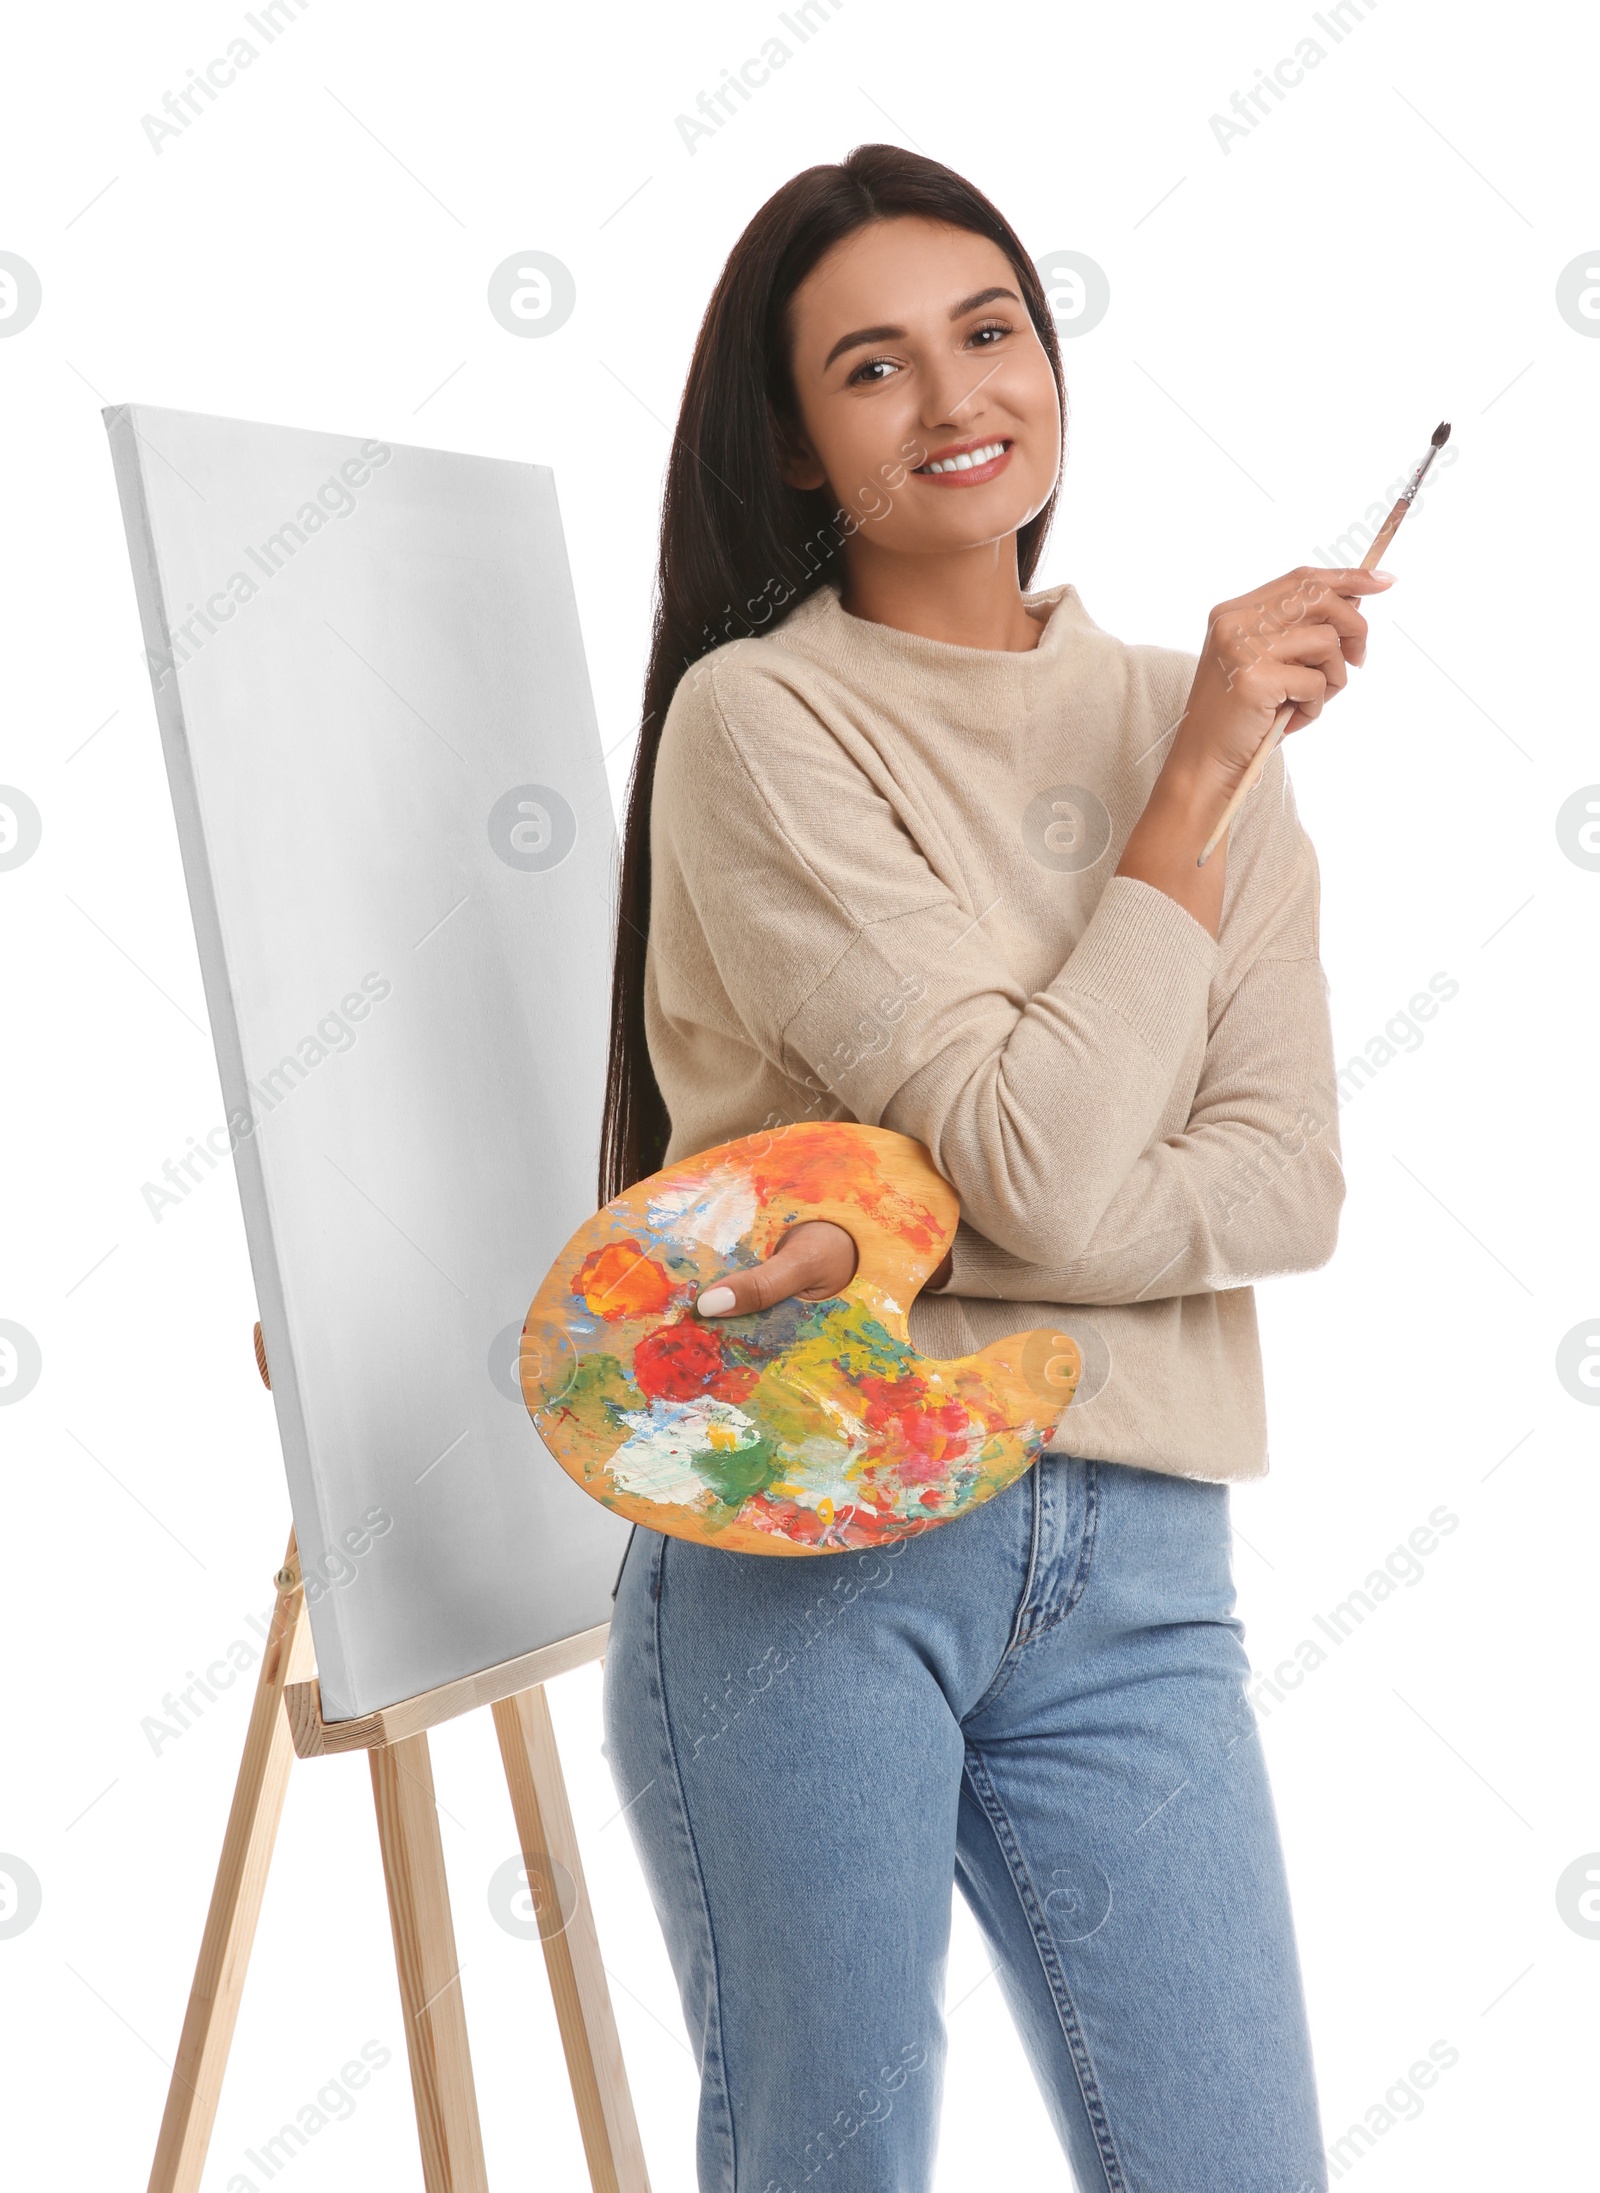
[1195,420,1452,867]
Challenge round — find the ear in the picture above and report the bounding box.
[769,402,827,493]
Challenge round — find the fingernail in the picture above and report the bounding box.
[696,1286,736,1317]
[1374,568,1397,582]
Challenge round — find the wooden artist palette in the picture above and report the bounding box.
[521,1122,1081,1556]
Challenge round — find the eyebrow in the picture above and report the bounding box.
[819,286,1021,373]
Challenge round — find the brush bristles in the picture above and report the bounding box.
[1432,421,1451,446]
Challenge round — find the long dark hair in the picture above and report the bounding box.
[598,143,1067,1203]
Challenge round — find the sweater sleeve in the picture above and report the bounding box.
[652,647,1222,1269]
[928,751,1345,1303]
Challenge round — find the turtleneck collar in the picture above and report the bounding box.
[765,577,1098,678]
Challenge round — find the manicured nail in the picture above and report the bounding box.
[697,1286,736,1317]
[1374,568,1397,582]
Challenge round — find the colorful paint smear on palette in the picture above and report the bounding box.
[522,1122,1078,1557]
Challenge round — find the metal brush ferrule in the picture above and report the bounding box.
[1401,442,1442,502]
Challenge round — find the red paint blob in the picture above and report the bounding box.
[632,1320,728,1401]
[631,1319,764,1407]
[858,1373,972,1473]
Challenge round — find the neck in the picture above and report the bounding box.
[836,534,1046,653]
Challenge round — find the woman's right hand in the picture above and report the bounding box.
[1173,564,1396,797]
[695,1219,858,1320]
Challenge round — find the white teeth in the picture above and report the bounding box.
[923,440,1006,474]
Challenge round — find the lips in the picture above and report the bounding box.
[912,436,1014,484]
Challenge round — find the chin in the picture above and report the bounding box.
[921,497,1047,552]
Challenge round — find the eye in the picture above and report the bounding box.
[846,355,899,387]
[966,317,1013,346]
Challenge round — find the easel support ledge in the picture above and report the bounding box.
[283,1604,612,1756]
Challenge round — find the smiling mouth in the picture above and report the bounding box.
[913,437,1013,480]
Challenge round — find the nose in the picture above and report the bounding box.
[916,349,1000,440]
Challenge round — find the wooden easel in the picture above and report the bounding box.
[146,1328,650,2193]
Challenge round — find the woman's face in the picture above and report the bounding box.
[775,214,1062,562]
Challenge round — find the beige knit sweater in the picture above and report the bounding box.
[643,578,1344,1481]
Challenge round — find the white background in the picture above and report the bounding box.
[2,0,1596,2187]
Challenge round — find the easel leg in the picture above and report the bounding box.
[148,1530,314,2193]
[147,1506,641,2193]
[370,1731,490,2193]
[493,1686,651,2193]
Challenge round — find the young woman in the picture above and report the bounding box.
[599,143,1385,2193]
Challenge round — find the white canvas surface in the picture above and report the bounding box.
[104,403,632,1719]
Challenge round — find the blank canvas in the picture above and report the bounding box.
[105,402,632,1719]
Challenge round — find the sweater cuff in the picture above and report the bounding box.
[1056,874,1219,1072]
[927,1218,1064,1301]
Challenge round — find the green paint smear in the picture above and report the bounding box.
[695,1434,782,1510]
[538,1349,643,1447]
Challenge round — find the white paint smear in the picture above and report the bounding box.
[645,1170,759,1258]
[607,1394,761,1506]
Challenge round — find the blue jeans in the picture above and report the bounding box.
[601,1453,1327,2193]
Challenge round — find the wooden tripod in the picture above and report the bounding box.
[146,1331,650,2193]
